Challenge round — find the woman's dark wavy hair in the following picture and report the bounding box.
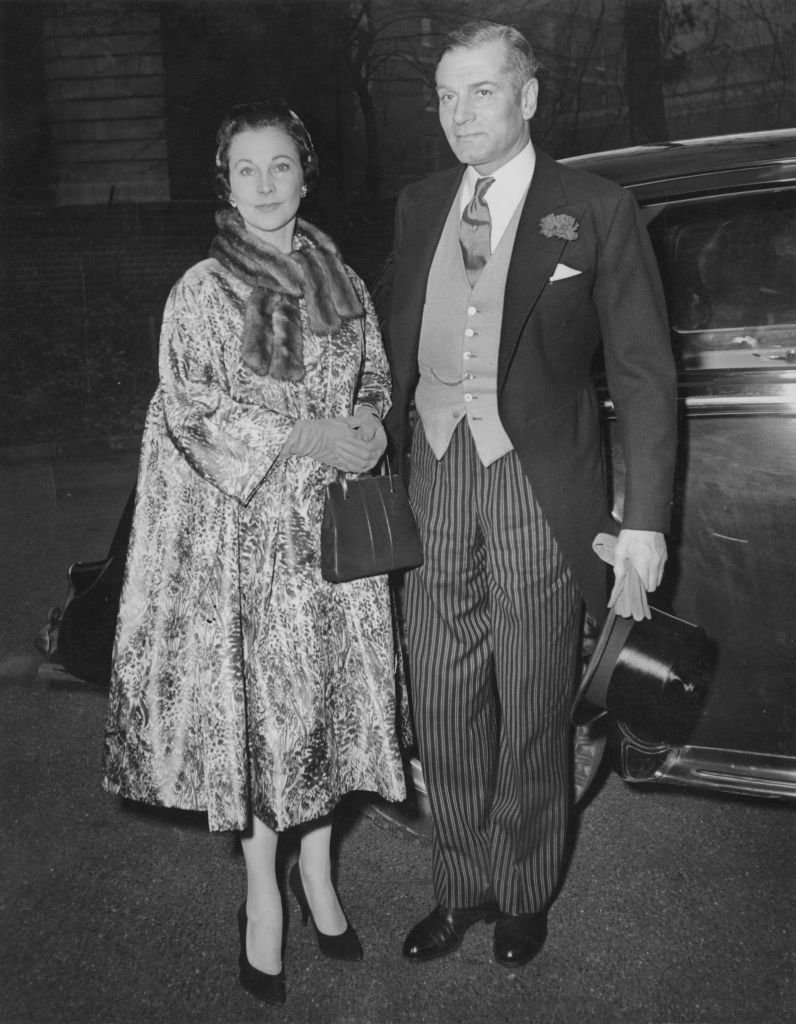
[214,99,319,202]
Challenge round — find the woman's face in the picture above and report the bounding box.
[226,125,304,252]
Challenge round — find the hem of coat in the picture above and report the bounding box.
[102,774,408,833]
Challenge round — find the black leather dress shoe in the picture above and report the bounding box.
[493,911,548,968]
[403,903,499,962]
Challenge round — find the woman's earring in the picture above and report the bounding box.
[300,186,308,198]
[229,198,237,208]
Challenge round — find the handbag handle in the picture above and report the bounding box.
[337,453,398,499]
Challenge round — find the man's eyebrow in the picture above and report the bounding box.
[436,78,500,92]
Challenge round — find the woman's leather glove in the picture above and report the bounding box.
[283,415,384,473]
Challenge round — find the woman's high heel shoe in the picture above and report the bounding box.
[288,863,363,961]
[237,903,286,1005]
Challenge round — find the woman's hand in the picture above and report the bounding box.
[347,406,387,463]
[283,416,384,473]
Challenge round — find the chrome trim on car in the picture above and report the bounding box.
[601,389,796,413]
[683,393,796,409]
[653,747,796,799]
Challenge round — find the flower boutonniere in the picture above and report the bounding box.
[540,213,579,242]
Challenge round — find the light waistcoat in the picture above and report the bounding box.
[416,188,525,466]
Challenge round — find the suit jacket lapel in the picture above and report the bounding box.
[498,151,584,390]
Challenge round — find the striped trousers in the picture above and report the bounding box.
[406,422,581,914]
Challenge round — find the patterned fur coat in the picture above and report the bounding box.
[102,238,406,831]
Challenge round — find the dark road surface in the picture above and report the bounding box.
[1,448,793,1024]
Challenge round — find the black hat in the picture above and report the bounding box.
[573,606,715,745]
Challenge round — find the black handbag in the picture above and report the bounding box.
[320,463,423,583]
[34,488,136,687]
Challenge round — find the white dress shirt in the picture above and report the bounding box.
[459,142,536,252]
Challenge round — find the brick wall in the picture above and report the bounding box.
[4,199,213,302]
[0,201,215,445]
[43,5,170,206]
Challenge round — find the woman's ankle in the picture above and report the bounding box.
[244,910,283,974]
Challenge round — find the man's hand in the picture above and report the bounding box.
[612,529,667,592]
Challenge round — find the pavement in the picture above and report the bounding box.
[0,446,794,1024]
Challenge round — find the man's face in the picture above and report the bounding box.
[436,40,538,175]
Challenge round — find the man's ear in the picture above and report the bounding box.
[522,78,539,120]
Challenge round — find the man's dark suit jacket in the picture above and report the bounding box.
[383,149,678,623]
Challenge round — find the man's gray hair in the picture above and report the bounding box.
[436,20,539,92]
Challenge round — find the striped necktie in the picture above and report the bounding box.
[459,176,495,286]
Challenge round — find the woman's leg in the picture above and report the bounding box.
[298,821,347,935]
[240,815,283,974]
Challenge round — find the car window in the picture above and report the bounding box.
[644,189,796,369]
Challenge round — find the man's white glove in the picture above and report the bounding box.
[613,528,667,591]
[594,530,667,621]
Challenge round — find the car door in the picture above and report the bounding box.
[604,183,796,794]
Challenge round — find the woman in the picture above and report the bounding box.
[102,100,406,1005]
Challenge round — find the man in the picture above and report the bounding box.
[383,21,677,968]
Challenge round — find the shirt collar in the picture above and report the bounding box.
[461,141,535,208]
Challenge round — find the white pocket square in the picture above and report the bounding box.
[549,263,582,282]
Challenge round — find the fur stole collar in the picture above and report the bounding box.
[209,209,363,381]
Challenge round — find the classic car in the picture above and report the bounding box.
[401,130,796,828]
